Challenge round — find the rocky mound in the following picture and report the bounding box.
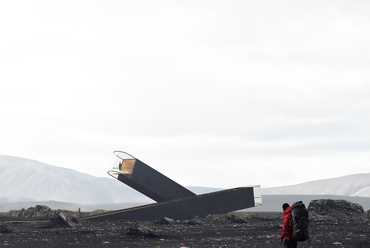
[46,212,81,228]
[3,205,109,220]
[0,223,16,233]
[365,209,370,217]
[308,199,367,222]
[204,212,257,223]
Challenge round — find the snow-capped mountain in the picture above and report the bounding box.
[0,155,222,205]
[2,155,370,209]
[262,173,370,196]
[0,155,152,204]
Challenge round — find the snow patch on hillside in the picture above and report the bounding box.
[0,156,151,204]
[262,173,370,196]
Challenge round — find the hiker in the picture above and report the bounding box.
[280,203,297,248]
[77,207,81,221]
[291,201,310,244]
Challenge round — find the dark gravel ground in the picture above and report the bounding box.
[1,214,370,247]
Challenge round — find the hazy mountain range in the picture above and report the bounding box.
[262,173,370,197]
[0,155,152,204]
[0,156,222,211]
[1,155,370,212]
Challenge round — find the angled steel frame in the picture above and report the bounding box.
[83,151,262,221]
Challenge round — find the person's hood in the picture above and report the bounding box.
[284,206,292,217]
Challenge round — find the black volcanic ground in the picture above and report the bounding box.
[1,212,370,247]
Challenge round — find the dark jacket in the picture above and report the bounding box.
[280,206,293,240]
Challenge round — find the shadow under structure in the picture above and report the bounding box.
[83,151,262,221]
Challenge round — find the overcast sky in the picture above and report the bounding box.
[1,0,370,189]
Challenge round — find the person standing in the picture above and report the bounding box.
[280,203,297,248]
[77,207,81,221]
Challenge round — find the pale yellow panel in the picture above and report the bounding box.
[120,159,135,174]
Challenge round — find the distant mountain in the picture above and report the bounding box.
[2,155,370,213]
[262,173,370,197]
[0,156,223,206]
[0,200,151,213]
[0,156,152,205]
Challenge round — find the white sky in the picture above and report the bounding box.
[1,0,370,189]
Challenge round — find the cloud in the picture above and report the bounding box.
[1,0,370,189]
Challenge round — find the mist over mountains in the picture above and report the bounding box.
[0,156,152,204]
[1,155,370,212]
[262,173,370,197]
[0,156,221,205]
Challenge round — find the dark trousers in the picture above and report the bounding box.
[284,239,297,248]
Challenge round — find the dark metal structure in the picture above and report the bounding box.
[83,151,261,221]
[110,152,195,202]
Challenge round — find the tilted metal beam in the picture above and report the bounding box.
[85,151,262,221]
[107,151,195,202]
